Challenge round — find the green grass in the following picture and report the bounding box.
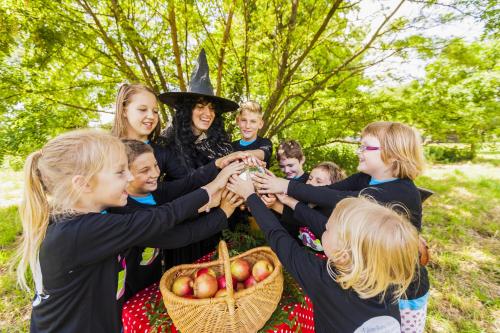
[0,153,499,332]
[0,206,30,332]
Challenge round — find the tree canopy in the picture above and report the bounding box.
[0,0,497,165]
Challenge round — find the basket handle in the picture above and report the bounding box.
[218,240,235,315]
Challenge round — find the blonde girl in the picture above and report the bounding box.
[111,83,248,181]
[228,171,420,333]
[17,129,230,333]
[254,121,430,332]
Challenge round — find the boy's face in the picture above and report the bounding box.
[127,152,160,196]
[236,110,263,141]
[306,168,332,186]
[279,157,305,179]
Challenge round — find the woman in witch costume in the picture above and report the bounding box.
[158,49,240,181]
[156,49,242,266]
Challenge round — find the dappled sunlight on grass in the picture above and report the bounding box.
[459,247,496,264]
[0,167,23,208]
[423,161,500,180]
[416,160,500,333]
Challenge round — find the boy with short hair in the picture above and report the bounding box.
[276,140,308,183]
[231,101,273,167]
[108,140,244,300]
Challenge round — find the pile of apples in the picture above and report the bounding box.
[171,258,274,299]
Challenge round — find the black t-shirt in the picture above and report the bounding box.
[281,172,309,241]
[106,161,224,299]
[289,171,309,183]
[30,189,208,333]
[247,194,402,333]
[231,136,273,167]
[150,142,188,181]
[285,172,429,299]
[109,199,227,300]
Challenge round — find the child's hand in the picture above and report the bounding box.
[213,161,245,189]
[276,193,299,210]
[198,189,223,213]
[220,189,245,218]
[243,155,266,168]
[227,174,255,200]
[252,172,289,195]
[215,151,248,169]
[260,194,277,208]
[260,193,284,213]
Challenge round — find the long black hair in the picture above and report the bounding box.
[160,96,233,171]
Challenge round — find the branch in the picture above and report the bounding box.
[267,0,406,136]
[305,139,358,150]
[109,0,159,91]
[262,0,299,123]
[216,0,236,96]
[75,0,139,81]
[243,0,250,98]
[269,68,365,137]
[263,0,342,127]
[194,2,218,55]
[43,97,114,114]
[284,0,343,85]
[168,2,187,91]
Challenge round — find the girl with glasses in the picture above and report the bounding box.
[253,121,430,332]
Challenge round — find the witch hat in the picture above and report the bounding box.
[158,49,239,113]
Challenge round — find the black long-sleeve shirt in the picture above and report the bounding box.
[151,142,188,180]
[154,160,218,204]
[231,136,273,167]
[30,189,208,333]
[107,161,223,299]
[284,172,429,299]
[246,194,402,333]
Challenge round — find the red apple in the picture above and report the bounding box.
[230,259,251,282]
[183,294,198,299]
[217,274,237,290]
[236,282,245,291]
[193,273,218,299]
[252,259,274,282]
[193,267,216,279]
[244,275,257,288]
[214,289,228,298]
[172,276,193,297]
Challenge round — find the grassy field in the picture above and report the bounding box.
[0,152,499,332]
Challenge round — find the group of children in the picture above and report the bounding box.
[17,82,429,333]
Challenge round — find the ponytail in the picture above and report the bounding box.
[17,150,49,292]
[15,129,126,292]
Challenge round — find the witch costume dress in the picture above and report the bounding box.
[155,49,239,268]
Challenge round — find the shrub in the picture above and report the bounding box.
[425,145,475,163]
[270,144,358,176]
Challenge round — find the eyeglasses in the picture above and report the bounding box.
[356,145,381,153]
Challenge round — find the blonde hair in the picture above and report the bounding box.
[111,83,161,141]
[313,161,346,183]
[238,100,263,117]
[326,197,419,301]
[16,129,126,291]
[361,121,425,180]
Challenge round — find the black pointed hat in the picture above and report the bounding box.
[158,49,239,113]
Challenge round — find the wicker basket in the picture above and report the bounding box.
[159,241,284,333]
